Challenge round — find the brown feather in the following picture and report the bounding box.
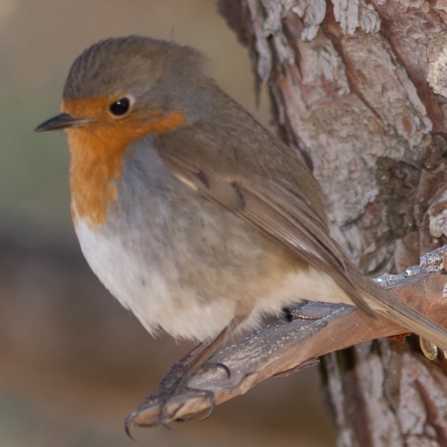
[158,93,447,349]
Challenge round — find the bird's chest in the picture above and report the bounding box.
[72,140,203,326]
[71,139,262,338]
[70,139,315,340]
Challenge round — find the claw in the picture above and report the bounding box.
[179,386,216,422]
[155,360,229,427]
[158,416,174,431]
[156,384,217,426]
[202,361,231,378]
[127,320,239,432]
[124,411,137,440]
[419,337,439,360]
[192,401,215,422]
[196,389,216,421]
[158,398,184,428]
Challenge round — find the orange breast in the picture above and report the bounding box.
[68,128,124,226]
[64,98,186,226]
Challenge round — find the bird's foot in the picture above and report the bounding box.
[158,360,230,424]
[125,318,241,435]
[125,359,230,435]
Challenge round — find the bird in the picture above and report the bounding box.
[36,35,447,388]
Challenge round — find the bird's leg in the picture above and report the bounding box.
[163,314,244,386]
[136,315,245,428]
[156,315,246,424]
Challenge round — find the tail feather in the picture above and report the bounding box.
[359,278,447,350]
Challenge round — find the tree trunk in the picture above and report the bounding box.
[219,1,447,445]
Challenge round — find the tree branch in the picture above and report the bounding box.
[128,245,447,430]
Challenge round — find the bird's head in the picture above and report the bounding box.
[35,35,212,141]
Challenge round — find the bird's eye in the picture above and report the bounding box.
[109,96,132,117]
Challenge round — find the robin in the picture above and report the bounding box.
[36,35,447,400]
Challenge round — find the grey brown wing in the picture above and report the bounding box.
[157,122,447,349]
[159,148,373,314]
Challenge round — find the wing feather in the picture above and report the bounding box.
[157,120,447,349]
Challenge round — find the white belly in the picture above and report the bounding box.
[75,213,351,341]
[74,217,237,340]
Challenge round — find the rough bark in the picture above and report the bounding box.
[217,1,447,446]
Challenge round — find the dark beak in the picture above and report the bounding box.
[35,113,91,132]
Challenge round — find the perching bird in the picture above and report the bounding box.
[36,35,447,381]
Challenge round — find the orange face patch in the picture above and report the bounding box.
[63,97,186,226]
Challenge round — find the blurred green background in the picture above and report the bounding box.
[1,1,335,445]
